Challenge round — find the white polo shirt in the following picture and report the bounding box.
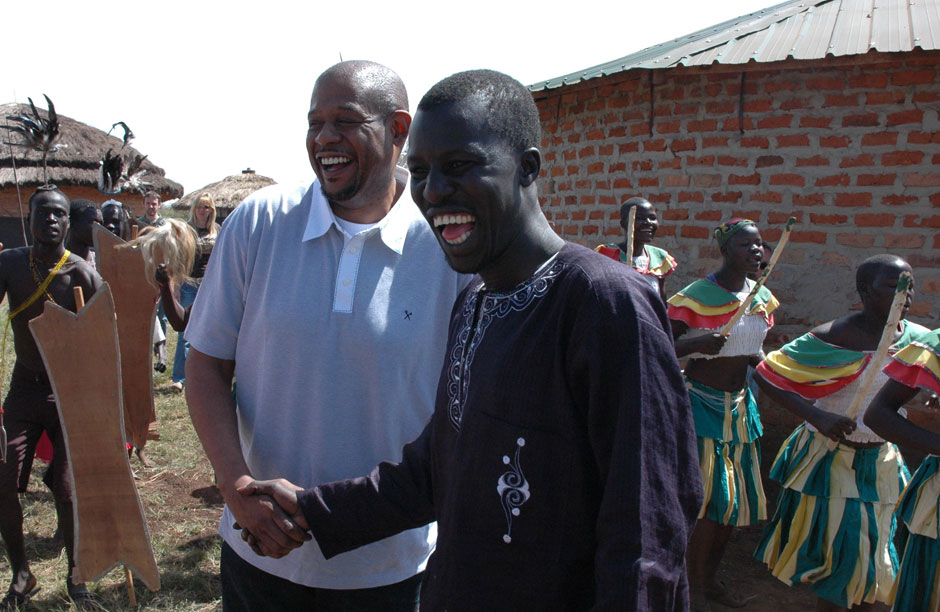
[186,180,467,589]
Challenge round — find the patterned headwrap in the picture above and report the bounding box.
[713,218,756,247]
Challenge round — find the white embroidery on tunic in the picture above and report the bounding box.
[497,437,530,544]
[446,260,562,430]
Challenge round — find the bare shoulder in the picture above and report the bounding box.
[64,256,102,290]
[812,314,857,347]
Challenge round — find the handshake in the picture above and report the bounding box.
[230,478,312,559]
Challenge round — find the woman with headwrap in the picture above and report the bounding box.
[667,219,778,611]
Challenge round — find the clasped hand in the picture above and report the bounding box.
[229,477,311,559]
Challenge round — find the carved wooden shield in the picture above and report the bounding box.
[29,285,160,589]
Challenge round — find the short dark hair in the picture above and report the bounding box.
[620,197,652,221]
[320,60,409,117]
[143,191,160,202]
[69,199,97,221]
[418,69,541,153]
[856,254,909,292]
[29,184,66,210]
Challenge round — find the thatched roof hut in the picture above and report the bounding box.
[173,169,276,222]
[0,102,183,220]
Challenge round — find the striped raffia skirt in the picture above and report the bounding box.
[687,379,766,526]
[754,424,910,608]
[893,454,940,612]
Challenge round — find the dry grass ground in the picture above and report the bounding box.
[0,318,224,611]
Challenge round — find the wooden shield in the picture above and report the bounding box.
[93,225,158,448]
[29,284,160,589]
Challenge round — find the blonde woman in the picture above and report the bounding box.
[171,194,221,391]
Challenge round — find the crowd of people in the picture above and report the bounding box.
[0,61,937,612]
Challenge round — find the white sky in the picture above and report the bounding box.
[5,0,772,194]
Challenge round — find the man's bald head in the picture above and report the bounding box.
[317,60,408,117]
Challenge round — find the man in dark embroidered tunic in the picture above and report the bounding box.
[240,70,701,611]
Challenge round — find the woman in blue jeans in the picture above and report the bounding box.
[172,193,220,391]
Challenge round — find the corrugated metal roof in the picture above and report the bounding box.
[529,0,940,92]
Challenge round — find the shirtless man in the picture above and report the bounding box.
[0,186,102,610]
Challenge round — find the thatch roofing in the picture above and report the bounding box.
[0,102,183,197]
[173,170,276,213]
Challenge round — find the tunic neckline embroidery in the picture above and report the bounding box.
[446,258,563,431]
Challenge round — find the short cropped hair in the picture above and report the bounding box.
[29,184,66,209]
[69,198,98,221]
[418,69,541,153]
[856,254,909,291]
[620,197,651,220]
[320,60,409,116]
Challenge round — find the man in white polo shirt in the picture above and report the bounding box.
[184,61,466,611]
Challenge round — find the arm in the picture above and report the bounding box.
[578,278,701,611]
[671,319,727,359]
[865,379,940,455]
[754,370,856,440]
[154,265,189,332]
[186,349,309,558]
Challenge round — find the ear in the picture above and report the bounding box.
[719,244,728,258]
[388,110,411,147]
[519,148,541,187]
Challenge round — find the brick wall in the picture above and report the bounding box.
[534,49,940,336]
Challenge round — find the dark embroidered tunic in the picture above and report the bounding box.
[300,243,701,611]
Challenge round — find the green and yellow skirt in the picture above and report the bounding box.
[893,455,940,612]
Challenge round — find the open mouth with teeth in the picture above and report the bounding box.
[317,154,354,176]
[433,213,476,245]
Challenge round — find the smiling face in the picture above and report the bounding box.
[622,200,658,246]
[305,72,408,223]
[720,224,763,275]
[408,97,524,276]
[30,191,70,246]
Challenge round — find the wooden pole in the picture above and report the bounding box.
[131,224,139,241]
[719,217,796,337]
[827,271,912,450]
[624,205,637,262]
[73,287,85,311]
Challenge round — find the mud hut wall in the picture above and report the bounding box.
[534,50,940,338]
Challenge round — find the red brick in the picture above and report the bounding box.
[836,193,872,207]
[638,177,659,187]
[686,156,715,167]
[586,129,605,141]
[780,98,810,111]
[705,101,735,114]
[643,139,667,152]
[821,135,851,148]
[885,234,926,249]
[933,193,940,207]
[688,119,718,132]
[770,174,805,186]
[893,70,936,86]
[840,154,876,168]
[619,142,639,154]
[589,210,607,220]
[791,230,827,244]
[662,209,689,221]
[887,109,924,126]
[722,118,754,132]
[607,162,626,173]
[903,215,940,228]
[769,211,802,224]
[730,173,761,185]
[849,73,889,88]
[658,226,676,237]
[562,225,579,236]
[702,137,730,148]
[550,166,564,177]
[630,123,650,137]
[761,228,783,242]
[664,175,690,187]
[607,126,627,138]
[741,137,770,148]
[752,191,783,203]
[777,134,810,147]
[866,91,906,105]
[731,210,762,221]
[572,210,587,221]
[711,192,743,203]
[816,174,850,187]
[598,144,613,156]
[582,225,599,235]
[857,174,896,186]
[757,115,793,129]
[808,77,844,90]
[567,133,581,144]
[796,155,830,167]
[678,191,704,203]
[648,194,671,204]
[681,226,709,239]
[810,213,848,225]
[613,178,633,189]
[765,80,800,93]
[743,99,774,113]
[578,146,594,159]
[855,213,895,227]
[756,155,784,168]
[908,132,940,144]
[800,117,832,129]
[695,210,722,221]
[883,194,918,206]
[694,174,722,188]
[825,94,859,107]
[905,174,940,187]
[837,233,875,247]
[718,156,749,167]
[670,138,696,152]
[921,278,940,295]
[862,132,899,146]
[882,151,924,166]
[842,113,879,128]
[566,165,579,175]
[657,121,681,134]
[673,103,699,116]
[658,158,681,170]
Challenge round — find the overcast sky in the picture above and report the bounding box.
[5,0,773,195]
